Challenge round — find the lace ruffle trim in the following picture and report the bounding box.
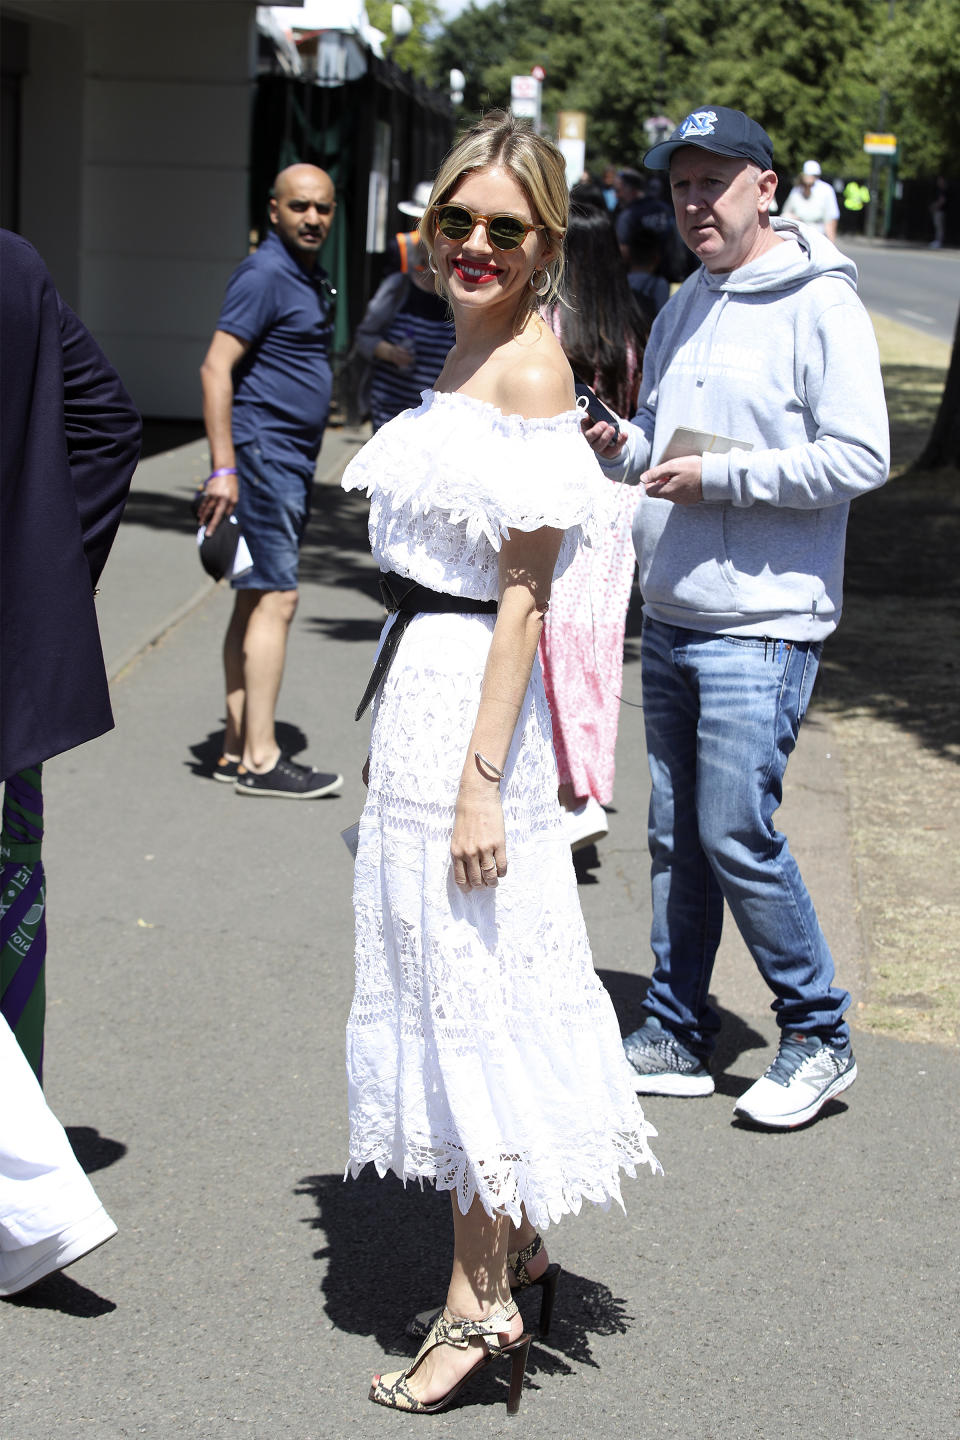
[345,1124,661,1231]
[342,388,615,557]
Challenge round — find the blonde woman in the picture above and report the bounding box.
[342,113,659,1416]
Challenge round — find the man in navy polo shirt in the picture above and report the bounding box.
[198,164,343,799]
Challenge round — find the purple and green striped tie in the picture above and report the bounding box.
[1,765,46,1082]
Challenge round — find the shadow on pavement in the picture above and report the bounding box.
[296,490,380,604]
[65,1126,127,1176]
[297,1167,641,1399]
[139,419,206,459]
[730,1095,853,1132]
[185,721,312,781]
[572,843,603,885]
[302,615,384,647]
[3,1271,117,1317]
[186,726,229,780]
[3,1128,129,1315]
[597,967,769,1087]
[121,487,199,535]
[843,467,960,601]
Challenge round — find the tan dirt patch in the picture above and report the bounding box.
[817,314,959,1046]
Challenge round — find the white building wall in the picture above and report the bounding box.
[17,0,259,417]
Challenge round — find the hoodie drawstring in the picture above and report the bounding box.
[696,291,729,387]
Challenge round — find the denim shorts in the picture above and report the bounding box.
[232,442,313,592]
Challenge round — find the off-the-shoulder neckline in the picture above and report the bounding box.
[422,388,582,427]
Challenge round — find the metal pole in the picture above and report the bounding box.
[656,11,666,113]
[866,0,895,239]
[884,152,898,238]
[866,154,880,238]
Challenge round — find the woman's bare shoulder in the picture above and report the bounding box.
[495,326,575,421]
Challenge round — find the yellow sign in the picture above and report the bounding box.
[863,132,897,155]
[557,111,586,142]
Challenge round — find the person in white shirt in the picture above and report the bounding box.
[0,1014,116,1296]
[782,160,840,240]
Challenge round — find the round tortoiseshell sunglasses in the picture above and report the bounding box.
[429,202,543,252]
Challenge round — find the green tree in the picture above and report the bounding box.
[881,0,960,176]
[429,0,545,117]
[429,0,959,182]
[696,0,880,177]
[916,306,960,469]
[429,0,886,177]
[366,0,444,80]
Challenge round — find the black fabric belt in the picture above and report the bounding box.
[355,571,498,721]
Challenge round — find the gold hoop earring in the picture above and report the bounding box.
[530,268,551,298]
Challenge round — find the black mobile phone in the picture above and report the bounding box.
[574,380,620,439]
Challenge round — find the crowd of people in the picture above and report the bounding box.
[3,100,892,1419]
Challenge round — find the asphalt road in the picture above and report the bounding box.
[839,237,960,343]
[2,420,958,1439]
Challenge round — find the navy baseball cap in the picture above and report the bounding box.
[644,107,774,172]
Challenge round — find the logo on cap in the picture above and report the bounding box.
[679,110,718,139]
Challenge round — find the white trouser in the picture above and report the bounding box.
[0,1014,104,1250]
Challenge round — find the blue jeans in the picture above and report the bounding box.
[233,442,313,592]
[640,619,850,1056]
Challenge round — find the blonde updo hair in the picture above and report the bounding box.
[420,111,569,322]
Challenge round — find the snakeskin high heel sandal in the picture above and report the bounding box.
[369,1301,532,1415]
[407,1232,561,1341]
[508,1233,561,1338]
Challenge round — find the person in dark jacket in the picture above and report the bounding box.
[0,228,140,1296]
[1,229,141,783]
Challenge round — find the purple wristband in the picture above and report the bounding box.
[208,466,238,480]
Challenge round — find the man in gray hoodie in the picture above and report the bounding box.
[585,107,889,1129]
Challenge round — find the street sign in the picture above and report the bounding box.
[644,115,674,145]
[531,64,546,81]
[511,74,541,126]
[511,75,539,98]
[557,110,586,189]
[558,111,585,141]
[863,132,897,155]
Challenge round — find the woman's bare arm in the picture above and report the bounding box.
[451,524,564,891]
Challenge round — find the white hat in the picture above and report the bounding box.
[398,181,433,219]
[802,160,822,177]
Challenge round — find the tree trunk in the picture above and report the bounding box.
[914,302,960,470]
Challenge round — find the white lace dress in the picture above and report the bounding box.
[341,390,659,1229]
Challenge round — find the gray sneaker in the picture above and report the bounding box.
[734,1032,857,1129]
[623,1016,715,1097]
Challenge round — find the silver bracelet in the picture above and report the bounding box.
[474,751,504,782]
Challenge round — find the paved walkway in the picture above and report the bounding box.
[2,430,957,1439]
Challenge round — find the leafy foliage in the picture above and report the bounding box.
[695,0,879,178]
[427,0,958,180]
[881,0,960,176]
[429,0,545,118]
[366,0,444,79]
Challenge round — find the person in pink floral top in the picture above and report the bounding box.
[540,204,649,850]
